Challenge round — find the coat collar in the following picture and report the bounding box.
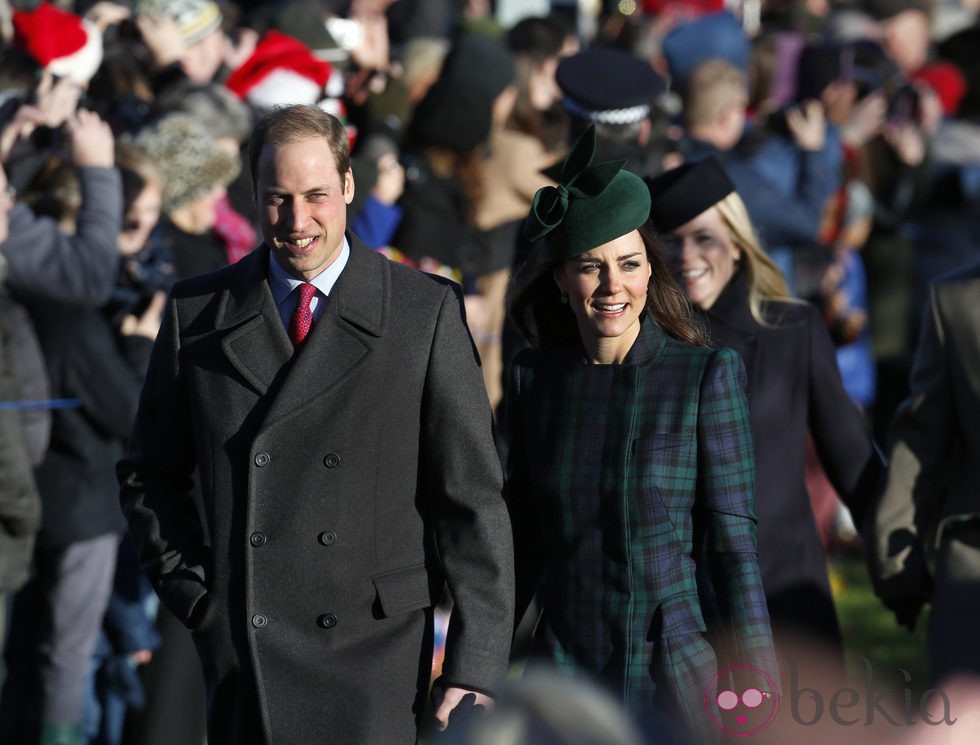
[215,233,385,337]
[701,272,757,335]
[621,317,669,367]
[214,233,388,411]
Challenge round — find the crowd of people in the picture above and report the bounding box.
[1,0,980,744]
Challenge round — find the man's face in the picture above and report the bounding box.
[182,27,227,84]
[256,136,354,281]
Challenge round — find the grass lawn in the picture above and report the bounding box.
[829,546,931,694]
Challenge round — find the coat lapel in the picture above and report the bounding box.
[703,275,759,385]
[261,235,388,428]
[215,247,293,396]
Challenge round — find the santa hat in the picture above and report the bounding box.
[226,30,337,111]
[912,61,967,117]
[12,2,104,87]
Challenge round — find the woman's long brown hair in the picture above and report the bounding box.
[508,223,709,349]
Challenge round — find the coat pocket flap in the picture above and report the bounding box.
[372,564,433,617]
[660,593,707,637]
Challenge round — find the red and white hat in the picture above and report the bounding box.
[226,29,344,114]
[13,2,104,87]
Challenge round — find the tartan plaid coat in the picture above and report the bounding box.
[505,319,778,739]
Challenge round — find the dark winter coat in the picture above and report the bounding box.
[700,276,883,650]
[118,235,514,745]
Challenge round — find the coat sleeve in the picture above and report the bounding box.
[697,347,779,678]
[419,283,515,694]
[804,306,884,528]
[3,167,122,306]
[866,281,950,610]
[117,292,209,627]
[0,319,41,539]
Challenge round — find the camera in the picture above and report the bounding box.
[886,83,921,127]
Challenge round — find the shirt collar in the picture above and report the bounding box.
[268,237,351,305]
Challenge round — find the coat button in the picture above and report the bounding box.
[318,531,337,546]
[323,453,340,468]
[317,613,338,629]
[254,451,271,467]
[250,532,266,547]
[252,614,268,629]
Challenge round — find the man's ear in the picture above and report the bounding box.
[343,169,355,205]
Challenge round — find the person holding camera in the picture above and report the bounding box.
[0,119,166,745]
[0,38,123,720]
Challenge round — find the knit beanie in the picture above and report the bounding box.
[136,0,223,44]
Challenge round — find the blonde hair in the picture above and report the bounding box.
[682,59,748,127]
[714,191,793,323]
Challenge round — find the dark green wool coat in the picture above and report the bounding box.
[506,320,778,741]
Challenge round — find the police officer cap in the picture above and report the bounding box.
[556,48,664,126]
[645,156,735,234]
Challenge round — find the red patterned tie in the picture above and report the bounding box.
[288,283,316,347]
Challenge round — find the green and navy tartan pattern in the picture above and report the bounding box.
[506,320,778,738]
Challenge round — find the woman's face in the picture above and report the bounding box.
[662,206,740,310]
[118,180,163,256]
[554,230,652,363]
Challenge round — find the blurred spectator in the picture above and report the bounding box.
[505,14,577,156]
[836,5,943,447]
[102,140,174,332]
[867,261,980,687]
[661,9,750,95]
[391,30,499,282]
[0,86,157,745]
[83,535,161,745]
[0,161,38,674]
[556,46,668,179]
[678,55,840,296]
[742,38,847,298]
[154,81,257,259]
[349,132,405,249]
[133,0,227,88]
[0,87,121,676]
[130,112,241,279]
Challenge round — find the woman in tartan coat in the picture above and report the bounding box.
[505,127,778,742]
[645,158,884,666]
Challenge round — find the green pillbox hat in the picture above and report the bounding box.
[524,125,651,261]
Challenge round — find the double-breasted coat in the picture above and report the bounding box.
[118,235,515,745]
[868,262,980,683]
[505,320,777,739]
[700,276,883,651]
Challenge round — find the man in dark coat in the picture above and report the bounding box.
[118,104,514,745]
[867,261,980,686]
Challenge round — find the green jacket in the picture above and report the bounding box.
[506,320,778,740]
